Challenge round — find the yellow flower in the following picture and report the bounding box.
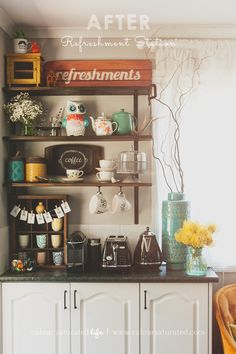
[174,220,216,248]
[208,224,216,233]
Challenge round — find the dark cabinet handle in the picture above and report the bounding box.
[144,290,147,310]
[74,290,78,309]
[64,290,68,309]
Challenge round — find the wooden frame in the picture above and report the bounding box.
[10,195,68,269]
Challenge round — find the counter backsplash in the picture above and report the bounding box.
[69,223,156,254]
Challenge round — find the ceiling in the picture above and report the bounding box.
[1,0,236,38]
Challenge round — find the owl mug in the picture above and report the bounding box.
[62,100,89,136]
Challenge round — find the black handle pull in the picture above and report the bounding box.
[74,290,78,309]
[64,290,67,309]
[144,290,147,310]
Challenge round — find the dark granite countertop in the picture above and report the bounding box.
[0,266,218,283]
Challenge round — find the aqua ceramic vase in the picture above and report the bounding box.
[162,192,190,270]
[185,247,207,276]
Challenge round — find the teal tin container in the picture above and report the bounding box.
[162,192,190,270]
[8,157,25,182]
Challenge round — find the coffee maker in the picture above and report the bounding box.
[133,227,162,270]
[67,231,87,273]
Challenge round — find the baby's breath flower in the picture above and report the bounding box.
[3,92,42,125]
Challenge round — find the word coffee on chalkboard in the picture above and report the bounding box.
[59,150,88,170]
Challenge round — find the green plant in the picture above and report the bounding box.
[12,30,27,39]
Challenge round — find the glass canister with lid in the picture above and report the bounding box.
[8,155,25,182]
[116,145,147,174]
[25,157,47,182]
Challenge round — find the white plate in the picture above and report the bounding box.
[96,167,116,172]
[62,177,84,183]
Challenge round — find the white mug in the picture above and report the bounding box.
[89,191,109,214]
[53,251,63,265]
[96,171,114,181]
[51,218,63,232]
[13,38,29,54]
[51,234,61,249]
[66,169,84,179]
[18,234,29,248]
[99,159,115,169]
[36,234,47,249]
[111,191,132,214]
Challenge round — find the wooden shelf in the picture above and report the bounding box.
[3,85,155,96]
[3,134,152,142]
[16,231,64,234]
[10,181,152,188]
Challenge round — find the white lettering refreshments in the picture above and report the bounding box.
[55,67,141,85]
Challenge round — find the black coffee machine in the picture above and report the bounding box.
[67,231,87,273]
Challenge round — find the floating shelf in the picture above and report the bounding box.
[10,181,152,188]
[3,134,152,142]
[3,85,155,96]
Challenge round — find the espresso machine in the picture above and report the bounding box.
[102,235,132,270]
[67,231,87,273]
[133,227,162,270]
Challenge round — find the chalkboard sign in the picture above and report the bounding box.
[45,144,103,176]
[59,150,88,170]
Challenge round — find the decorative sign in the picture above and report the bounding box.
[44,60,152,87]
[45,144,103,176]
[59,150,88,170]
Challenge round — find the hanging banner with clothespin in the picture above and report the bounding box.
[10,200,71,224]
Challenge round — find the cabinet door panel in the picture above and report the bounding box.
[140,283,208,354]
[71,283,139,354]
[2,283,70,354]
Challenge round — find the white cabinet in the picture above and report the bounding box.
[2,282,212,354]
[2,283,70,354]
[71,283,139,354]
[2,282,139,354]
[140,283,209,354]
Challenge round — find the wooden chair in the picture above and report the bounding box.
[214,285,236,354]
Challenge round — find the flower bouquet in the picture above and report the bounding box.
[3,92,43,135]
[175,221,216,276]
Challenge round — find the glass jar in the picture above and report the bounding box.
[185,246,207,276]
[25,157,47,182]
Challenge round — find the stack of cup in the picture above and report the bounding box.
[96,160,116,182]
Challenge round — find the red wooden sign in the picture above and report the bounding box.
[44,60,152,87]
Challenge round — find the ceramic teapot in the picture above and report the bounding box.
[112,109,135,135]
[89,113,118,136]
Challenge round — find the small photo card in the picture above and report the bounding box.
[27,212,35,224]
[36,213,45,225]
[54,206,64,218]
[10,205,21,218]
[20,209,28,221]
[43,212,53,223]
[61,201,71,214]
